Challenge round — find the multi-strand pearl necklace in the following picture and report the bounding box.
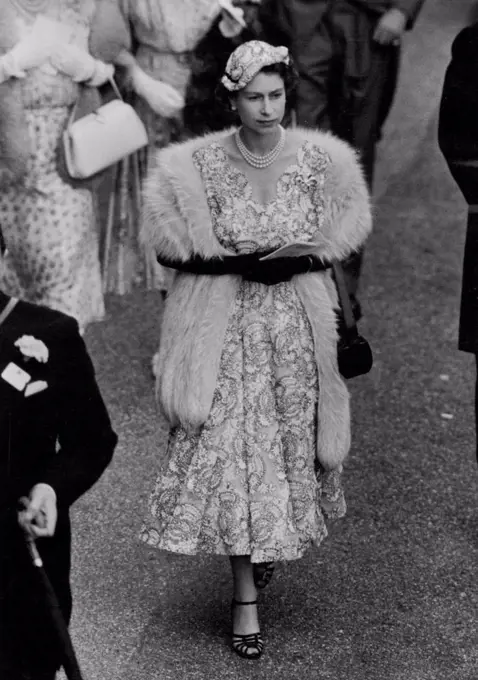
[235,125,285,169]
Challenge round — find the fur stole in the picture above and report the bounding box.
[0,0,130,183]
[141,127,372,469]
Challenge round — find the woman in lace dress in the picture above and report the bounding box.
[0,0,133,332]
[140,41,372,659]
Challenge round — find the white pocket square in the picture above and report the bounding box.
[1,362,31,391]
[25,380,48,397]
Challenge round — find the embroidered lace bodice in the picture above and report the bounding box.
[193,141,330,254]
[142,139,346,563]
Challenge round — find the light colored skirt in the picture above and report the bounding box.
[140,280,346,562]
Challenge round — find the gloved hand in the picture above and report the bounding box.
[218,0,246,38]
[129,64,184,118]
[49,43,97,82]
[243,256,320,285]
[156,253,329,283]
[373,8,407,46]
[18,484,58,538]
[157,252,259,275]
[0,35,54,79]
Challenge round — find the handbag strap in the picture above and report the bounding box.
[0,297,18,329]
[332,262,358,335]
[286,111,358,335]
[66,77,124,129]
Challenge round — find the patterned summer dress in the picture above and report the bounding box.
[0,1,104,332]
[114,0,221,293]
[140,142,346,563]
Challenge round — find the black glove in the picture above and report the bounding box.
[242,255,328,285]
[157,253,330,283]
[157,252,260,275]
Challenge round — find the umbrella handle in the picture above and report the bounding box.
[18,496,45,567]
[25,534,44,568]
[20,526,86,680]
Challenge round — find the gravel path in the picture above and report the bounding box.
[65,3,478,678]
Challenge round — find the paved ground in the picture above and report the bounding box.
[65,2,478,679]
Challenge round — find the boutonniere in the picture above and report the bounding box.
[14,335,49,363]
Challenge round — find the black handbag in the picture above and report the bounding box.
[333,263,373,379]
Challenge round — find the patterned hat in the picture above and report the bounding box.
[221,40,290,92]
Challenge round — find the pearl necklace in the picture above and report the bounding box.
[235,126,285,169]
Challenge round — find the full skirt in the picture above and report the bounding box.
[141,280,346,562]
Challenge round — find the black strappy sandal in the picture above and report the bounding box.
[231,599,264,660]
[253,561,275,589]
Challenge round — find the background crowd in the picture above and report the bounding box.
[0,0,426,324]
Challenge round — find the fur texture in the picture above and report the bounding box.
[141,127,372,469]
[0,0,131,183]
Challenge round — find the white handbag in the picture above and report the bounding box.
[63,80,148,180]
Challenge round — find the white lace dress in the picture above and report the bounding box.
[140,141,346,563]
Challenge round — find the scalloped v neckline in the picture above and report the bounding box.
[214,142,306,210]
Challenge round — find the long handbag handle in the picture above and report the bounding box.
[0,297,18,328]
[288,110,358,336]
[332,262,358,335]
[66,77,124,129]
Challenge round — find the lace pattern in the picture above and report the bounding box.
[140,139,346,562]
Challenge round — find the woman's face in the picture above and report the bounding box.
[234,71,286,135]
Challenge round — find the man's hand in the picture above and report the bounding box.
[373,8,407,46]
[18,484,58,538]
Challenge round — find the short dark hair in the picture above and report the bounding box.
[215,56,299,117]
[259,61,298,100]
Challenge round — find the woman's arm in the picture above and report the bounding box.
[157,252,332,284]
[49,44,115,86]
[0,36,53,82]
[116,48,184,117]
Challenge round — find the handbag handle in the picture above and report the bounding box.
[66,77,124,129]
[0,297,18,328]
[332,262,358,335]
[283,109,358,335]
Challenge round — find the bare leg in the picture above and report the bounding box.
[229,556,259,636]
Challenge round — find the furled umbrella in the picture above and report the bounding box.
[18,502,85,680]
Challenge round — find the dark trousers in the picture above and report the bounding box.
[0,519,72,680]
[294,2,401,296]
[475,356,478,464]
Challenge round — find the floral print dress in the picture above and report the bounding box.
[0,1,105,332]
[116,0,221,293]
[140,141,346,563]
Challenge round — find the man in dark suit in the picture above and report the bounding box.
[260,0,425,308]
[439,22,478,464]
[0,290,118,679]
